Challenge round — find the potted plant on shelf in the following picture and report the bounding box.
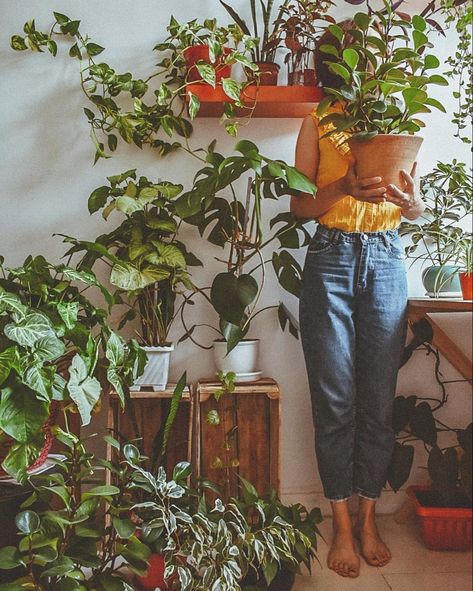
[400,161,473,297]
[0,255,144,482]
[175,140,315,378]
[220,0,290,85]
[61,169,199,391]
[270,0,335,85]
[316,3,448,189]
[452,233,473,300]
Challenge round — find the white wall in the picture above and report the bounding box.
[1,0,471,514]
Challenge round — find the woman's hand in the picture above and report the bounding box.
[341,161,387,204]
[385,162,426,220]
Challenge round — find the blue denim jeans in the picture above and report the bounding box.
[300,224,408,501]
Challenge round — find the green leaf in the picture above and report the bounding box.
[53,12,70,25]
[115,195,143,214]
[57,302,80,330]
[10,35,27,51]
[67,354,101,426]
[353,12,371,31]
[1,440,42,483]
[196,63,216,87]
[0,347,19,384]
[412,15,426,31]
[410,402,437,446]
[211,272,245,325]
[0,547,21,570]
[0,385,49,442]
[222,78,241,101]
[0,289,26,316]
[4,312,54,348]
[86,43,105,57]
[110,262,170,291]
[285,166,316,194]
[187,92,201,120]
[69,43,82,59]
[327,63,351,84]
[149,242,186,269]
[88,186,110,214]
[23,365,55,401]
[387,442,414,491]
[83,484,120,498]
[16,510,40,535]
[342,48,359,70]
[113,517,136,539]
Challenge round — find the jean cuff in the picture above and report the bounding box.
[354,487,379,501]
[325,493,352,503]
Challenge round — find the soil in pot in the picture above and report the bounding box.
[348,134,423,190]
[183,45,232,82]
[416,489,472,509]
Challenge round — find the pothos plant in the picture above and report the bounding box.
[0,255,145,482]
[316,2,448,139]
[59,169,201,347]
[10,12,258,161]
[175,139,315,352]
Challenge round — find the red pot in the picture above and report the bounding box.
[459,272,473,300]
[135,553,177,591]
[183,44,232,82]
[254,61,280,85]
[303,68,316,86]
[407,485,472,551]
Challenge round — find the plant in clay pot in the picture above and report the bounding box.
[175,140,315,375]
[60,169,200,391]
[220,0,291,85]
[269,0,335,85]
[316,2,448,189]
[400,160,472,296]
[449,233,473,300]
[0,255,144,482]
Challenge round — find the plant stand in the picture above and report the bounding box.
[107,385,195,478]
[196,378,280,501]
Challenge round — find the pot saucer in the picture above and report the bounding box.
[234,370,263,383]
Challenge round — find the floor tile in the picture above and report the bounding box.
[382,572,472,591]
[293,572,390,591]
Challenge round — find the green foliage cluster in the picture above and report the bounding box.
[316,3,448,139]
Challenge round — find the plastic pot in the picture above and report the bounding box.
[183,44,232,82]
[213,339,260,379]
[459,272,473,300]
[421,265,461,297]
[348,134,423,190]
[133,345,174,391]
[407,485,472,551]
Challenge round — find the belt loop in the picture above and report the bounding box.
[332,229,341,244]
[381,233,390,248]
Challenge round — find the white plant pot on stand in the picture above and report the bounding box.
[132,345,174,391]
[212,339,262,382]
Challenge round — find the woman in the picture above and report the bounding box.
[292,27,425,578]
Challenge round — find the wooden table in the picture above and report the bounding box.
[408,298,473,380]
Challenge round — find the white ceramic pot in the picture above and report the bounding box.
[213,339,261,382]
[133,345,174,391]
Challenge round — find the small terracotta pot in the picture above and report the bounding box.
[348,134,423,190]
[135,553,177,590]
[304,68,317,86]
[459,272,473,300]
[183,44,232,82]
[254,61,280,85]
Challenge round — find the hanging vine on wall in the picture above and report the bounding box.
[11,13,259,163]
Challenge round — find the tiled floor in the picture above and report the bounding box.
[293,515,472,591]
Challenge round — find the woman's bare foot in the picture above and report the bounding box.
[327,500,360,578]
[355,497,391,567]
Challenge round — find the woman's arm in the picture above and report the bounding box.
[290,115,388,220]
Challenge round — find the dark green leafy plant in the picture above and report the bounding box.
[0,255,145,482]
[176,139,315,351]
[60,170,200,347]
[400,160,473,267]
[316,2,448,139]
[10,13,257,161]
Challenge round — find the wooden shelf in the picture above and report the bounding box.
[186,84,324,118]
[407,298,473,380]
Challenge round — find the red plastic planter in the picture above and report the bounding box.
[459,272,473,300]
[135,553,177,591]
[407,485,472,551]
[183,44,232,82]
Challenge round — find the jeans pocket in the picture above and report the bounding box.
[386,238,405,260]
[307,237,334,255]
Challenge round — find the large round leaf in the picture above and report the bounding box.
[15,510,40,535]
[0,384,49,442]
[211,273,245,325]
[410,401,437,446]
[4,312,54,348]
[236,274,258,306]
[110,262,170,291]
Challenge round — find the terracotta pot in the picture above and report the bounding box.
[254,61,280,85]
[459,271,473,300]
[304,68,316,86]
[407,485,472,551]
[183,44,232,82]
[135,553,174,590]
[348,134,423,190]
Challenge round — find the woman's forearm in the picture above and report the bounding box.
[291,177,347,220]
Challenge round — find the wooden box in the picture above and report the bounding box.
[197,378,280,501]
[107,385,194,477]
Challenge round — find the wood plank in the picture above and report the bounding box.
[198,378,280,401]
[426,313,473,380]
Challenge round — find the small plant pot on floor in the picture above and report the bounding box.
[407,485,472,551]
[421,265,462,298]
[459,272,473,300]
[348,134,423,190]
[133,345,174,391]
[213,339,261,382]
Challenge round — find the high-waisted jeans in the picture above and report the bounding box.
[300,224,408,501]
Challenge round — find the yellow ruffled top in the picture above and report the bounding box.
[311,105,401,232]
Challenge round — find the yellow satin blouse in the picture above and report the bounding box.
[311,106,401,232]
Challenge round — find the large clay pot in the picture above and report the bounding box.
[183,44,232,82]
[459,272,473,300]
[348,134,423,190]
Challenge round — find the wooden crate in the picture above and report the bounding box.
[107,385,195,477]
[197,378,280,501]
